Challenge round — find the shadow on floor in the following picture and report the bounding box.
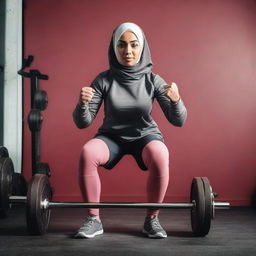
[0,226,28,237]
[59,226,195,239]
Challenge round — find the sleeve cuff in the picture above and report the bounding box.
[170,97,181,105]
[78,103,89,110]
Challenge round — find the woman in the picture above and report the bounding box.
[73,22,187,239]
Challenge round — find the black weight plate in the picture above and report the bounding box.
[190,177,206,236]
[28,109,43,132]
[201,177,212,235]
[0,146,9,158]
[26,174,52,235]
[0,157,14,218]
[34,90,48,110]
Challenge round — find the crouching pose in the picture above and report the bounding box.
[73,22,187,239]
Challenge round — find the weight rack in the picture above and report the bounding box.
[18,55,51,177]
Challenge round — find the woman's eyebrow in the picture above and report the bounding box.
[118,39,139,43]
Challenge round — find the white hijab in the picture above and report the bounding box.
[108,22,153,83]
[113,22,144,64]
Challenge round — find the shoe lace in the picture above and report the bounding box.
[151,217,162,229]
[82,217,95,230]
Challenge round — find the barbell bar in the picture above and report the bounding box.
[8,197,230,209]
[39,201,229,210]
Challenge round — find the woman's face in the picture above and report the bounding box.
[116,32,142,66]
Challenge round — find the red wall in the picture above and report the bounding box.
[23,0,256,206]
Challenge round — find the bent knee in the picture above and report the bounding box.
[143,140,169,162]
[80,138,110,167]
[142,140,169,172]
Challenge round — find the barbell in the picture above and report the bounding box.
[0,156,230,236]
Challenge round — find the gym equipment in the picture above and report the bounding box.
[36,162,51,176]
[0,56,51,217]
[0,161,229,235]
[18,56,51,176]
[28,109,43,132]
[0,146,9,158]
[0,157,14,217]
[26,174,52,235]
[191,177,212,236]
[34,90,48,110]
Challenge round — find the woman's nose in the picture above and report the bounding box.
[124,44,132,55]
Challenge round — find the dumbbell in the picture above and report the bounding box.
[1,155,230,236]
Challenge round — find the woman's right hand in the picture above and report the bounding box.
[79,87,96,106]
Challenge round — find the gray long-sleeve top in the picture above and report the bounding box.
[73,70,187,142]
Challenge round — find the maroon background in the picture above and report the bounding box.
[23,0,256,205]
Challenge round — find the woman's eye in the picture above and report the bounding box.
[117,42,139,48]
[131,43,139,48]
[117,43,125,48]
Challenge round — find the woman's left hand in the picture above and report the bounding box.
[164,82,180,103]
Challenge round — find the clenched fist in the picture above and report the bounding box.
[78,87,95,106]
[164,82,180,103]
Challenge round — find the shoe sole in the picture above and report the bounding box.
[142,229,167,238]
[75,229,104,239]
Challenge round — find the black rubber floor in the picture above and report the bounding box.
[0,206,255,256]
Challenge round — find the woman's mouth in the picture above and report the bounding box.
[124,57,133,62]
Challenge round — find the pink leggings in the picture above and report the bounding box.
[79,138,169,217]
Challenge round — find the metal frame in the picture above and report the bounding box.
[17,59,50,176]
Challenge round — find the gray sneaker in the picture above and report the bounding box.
[142,216,167,238]
[74,215,104,238]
